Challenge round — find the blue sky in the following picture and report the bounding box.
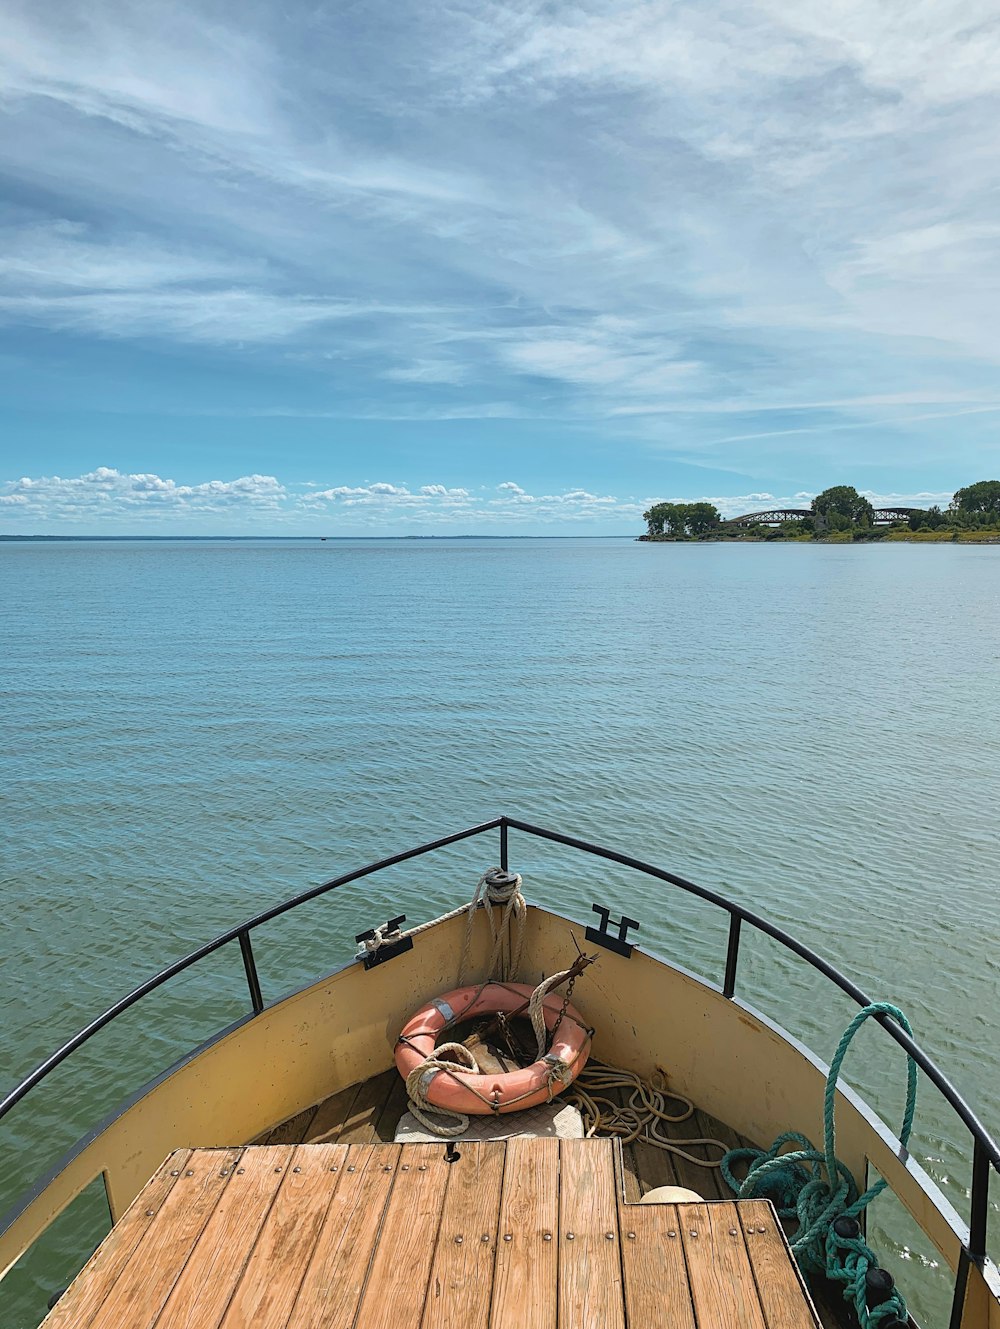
[2,0,999,534]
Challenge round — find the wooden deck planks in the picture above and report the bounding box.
[740,1200,822,1329]
[422,1142,505,1329]
[288,1143,400,1329]
[353,1142,450,1329]
[336,1069,400,1144]
[620,1203,697,1329]
[681,1200,770,1329]
[217,1143,349,1329]
[490,1137,559,1329]
[84,1148,243,1329]
[152,1145,294,1329]
[558,1137,626,1329]
[42,1150,194,1329]
[48,1131,826,1329]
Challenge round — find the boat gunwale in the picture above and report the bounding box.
[2,815,998,1322]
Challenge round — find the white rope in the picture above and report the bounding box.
[356,904,470,959]
[457,868,526,985]
[526,967,577,1059]
[404,1041,478,1138]
[566,1064,729,1168]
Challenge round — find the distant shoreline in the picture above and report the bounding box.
[637,532,1000,545]
[0,533,636,542]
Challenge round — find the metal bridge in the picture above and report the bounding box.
[723,507,920,527]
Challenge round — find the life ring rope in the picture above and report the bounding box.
[395,980,593,1134]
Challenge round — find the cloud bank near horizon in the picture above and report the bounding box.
[0,467,958,533]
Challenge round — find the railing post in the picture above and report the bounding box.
[500,819,508,872]
[238,929,264,1015]
[968,1137,990,1264]
[723,915,742,999]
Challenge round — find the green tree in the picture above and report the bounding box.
[643,500,721,537]
[812,486,874,529]
[643,504,665,536]
[909,505,947,531]
[952,480,1000,524]
[685,502,722,535]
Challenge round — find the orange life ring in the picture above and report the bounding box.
[395,981,592,1115]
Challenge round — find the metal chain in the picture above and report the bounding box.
[548,973,577,1046]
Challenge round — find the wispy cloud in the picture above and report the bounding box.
[2,0,1000,486]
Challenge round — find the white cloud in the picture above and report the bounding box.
[0,468,286,522]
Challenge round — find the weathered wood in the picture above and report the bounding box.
[288,1143,400,1329]
[695,1108,745,1200]
[374,1073,410,1141]
[354,1142,450,1329]
[681,1201,769,1329]
[619,1202,697,1329]
[264,1107,318,1146]
[654,1109,719,1197]
[558,1138,625,1329]
[739,1200,821,1328]
[304,1084,362,1143]
[218,1144,349,1328]
[336,1070,399,1144]
[422,1142,504,1329]
[153,1145,293,1328]
[490,1137,559,1329]
[45,1131,831,1329]
[42,1151,192,1329]
[85,1149,242,1329]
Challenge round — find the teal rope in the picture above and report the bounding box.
[721,1002,917,1329]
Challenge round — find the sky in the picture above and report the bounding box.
[1,0,1000,534]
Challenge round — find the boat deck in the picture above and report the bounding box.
[244,1068,849,1327]
[42,1137,821,1328]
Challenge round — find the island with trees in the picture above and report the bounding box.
[640,481,1000,543]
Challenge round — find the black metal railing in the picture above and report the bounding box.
[1,815,997,1326]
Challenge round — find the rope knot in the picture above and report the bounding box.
[457,867,527,985]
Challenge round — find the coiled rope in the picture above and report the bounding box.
[457,868,526,985]
[721,1002,916,1329]
[567,1064,728,1168]
[405,1042,479,1138]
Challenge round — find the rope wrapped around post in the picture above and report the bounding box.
[720,1002,916,1329]
[457,867,526,985]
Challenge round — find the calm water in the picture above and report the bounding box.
[2,538,998,1325]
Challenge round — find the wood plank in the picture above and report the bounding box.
[264,1107,318,1146]
[421,1142,504,1329]
[288,1142,401,1329]
[558,1138,625,1329]
[152,1145,293,1328]
[632,1136,681,1196]
[218,1144,349,1329]
[354,1142,451,1329]
[373,1073,409,1141]
[42,1151,193,1329]
[86,1149,242,1329]
[739,1200,821,1328]
[655,1110,720,1197]
[303,1084,360,1143]
[490,1138,559,1329]
[680,1201,769,1329]
[619,1202,697,1329]
[695,1108,746,1200]
[336,1070,399,1144]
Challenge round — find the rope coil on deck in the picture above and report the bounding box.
[721,1002,916,1329]
[567,1065,729,1169]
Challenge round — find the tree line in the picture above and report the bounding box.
[642,480,1000,539]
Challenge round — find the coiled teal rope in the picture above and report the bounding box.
[721,1002,917,1329]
